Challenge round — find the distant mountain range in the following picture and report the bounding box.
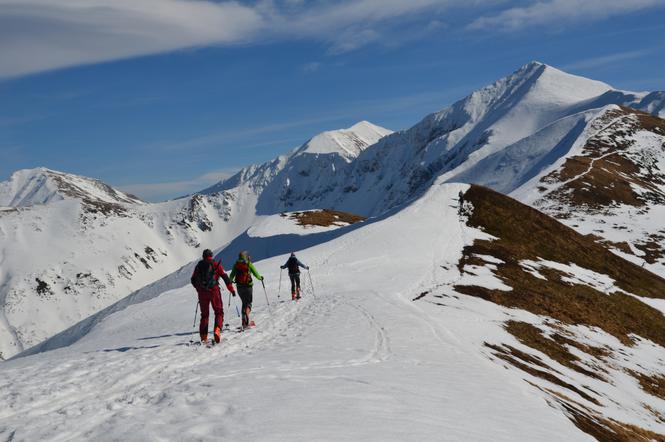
[2,61,665,360]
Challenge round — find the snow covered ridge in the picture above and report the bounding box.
[202,61,664,218]
[0,182,246,359]
[4,183,665,440]
[509,106,665,276]
[0,167,142,209]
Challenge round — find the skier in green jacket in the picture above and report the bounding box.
[229,251,263,329]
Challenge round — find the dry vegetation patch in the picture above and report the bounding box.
[458,185,665,439]
[560,400,665,442]
[540,106,665,211]
[484,342,600,405]
[457,185,665,347]
[628,370,665,401]
[285,209,366,227]
[504,321,606,380]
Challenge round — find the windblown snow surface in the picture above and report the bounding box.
[3,183,665,441]
[0,122,390,359]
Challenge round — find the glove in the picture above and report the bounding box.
[260,276,264,281]
[226,283,235,295]
[306,266,310,270]
[280,265,285,269]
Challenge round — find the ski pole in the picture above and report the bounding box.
[278,269,282,299]
[307,269,316,298]
[193,301,199,328]
[233,293,240,318]
[261,279,271,309]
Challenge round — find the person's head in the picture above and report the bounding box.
[290,252,295,257]
[239,251,250,261]
[202,249,213,260]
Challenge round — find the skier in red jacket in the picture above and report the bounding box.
[190,249,235,344]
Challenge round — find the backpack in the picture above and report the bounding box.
[235,260,251,285]
[193,260,218,290]
[287,257,300,274]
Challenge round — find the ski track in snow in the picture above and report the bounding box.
[0,186,592,441]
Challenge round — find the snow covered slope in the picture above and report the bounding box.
[4,183,664,440]
[512,106,665,276]
[204,62,663,218]
[453,104,665,276]
[0,169,261,359]
[0,122,388,359]
[0,167,143,208]
[200,120,392,213]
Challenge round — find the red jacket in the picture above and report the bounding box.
[191,257,235,294]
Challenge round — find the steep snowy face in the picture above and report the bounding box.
[202,121,392,215]
[506,106,665,277]
[200,63,663,219]
[0,167,143,208]
[293,120,393,161]
[637,91,665,118]
[312,62,615,215]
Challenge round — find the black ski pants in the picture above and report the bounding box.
[238,285,253,327]
[289,273,301,294]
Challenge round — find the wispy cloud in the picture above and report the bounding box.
[468,0,665,31]
[562,49,654,71]
[0,0,263,78]
[0,114,45,127]
[116,168,237,202]
[0,0,473,79]
[302,61,322,73]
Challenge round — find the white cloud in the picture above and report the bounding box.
[468,0,665,31]
[12,0,660,79]
[0,0,264,78]
[302,61,322,73]
[562,49,654,71]
[117,168,237,202]
[0,0,462,78]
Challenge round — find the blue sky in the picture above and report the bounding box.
[1,0,664,201]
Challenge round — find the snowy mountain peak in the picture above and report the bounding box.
[295,120,392,161]
[0,167,143,208]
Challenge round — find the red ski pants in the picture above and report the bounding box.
[198,287,224,340]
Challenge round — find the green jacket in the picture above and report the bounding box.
[230,258,262,287]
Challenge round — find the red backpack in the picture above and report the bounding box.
[235,261,251,285]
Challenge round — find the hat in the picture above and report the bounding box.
[202,249,213,259]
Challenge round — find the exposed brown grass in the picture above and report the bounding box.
[593,237,634,256]
[634,234,665,264]
[456,185,665,349]
[286,209,366,227]
[504,321,606,380]
[485,343,600,405]
[560,400,665,442]
[541,106,665,211]
[644,404,665,424]
[628,370,665,401]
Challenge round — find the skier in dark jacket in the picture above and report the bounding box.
[281,252,309,300]
[191,249,235,344]
[229,251,263,329]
